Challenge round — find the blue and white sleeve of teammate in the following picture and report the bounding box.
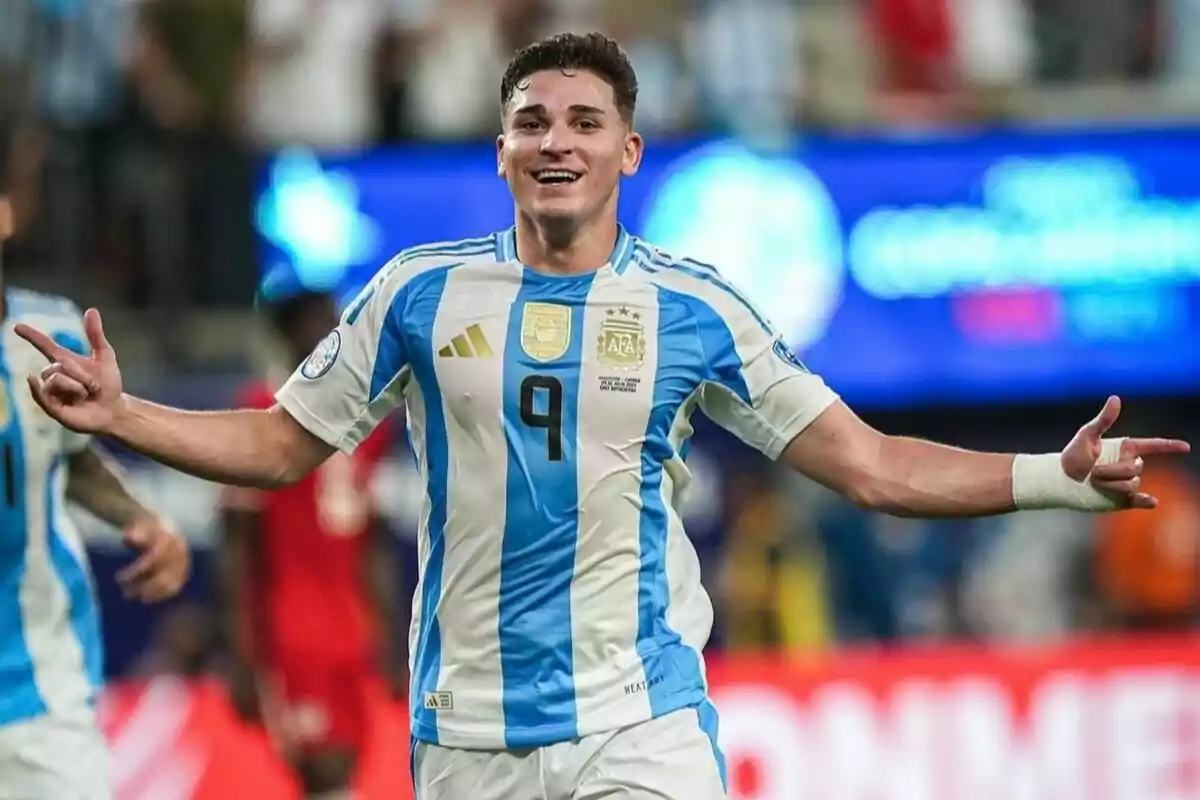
[274,258,412,454]
[694,278,840,460]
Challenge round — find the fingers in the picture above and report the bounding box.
[1090,458,1143,482]
[1122,438,1191,458]
[117,522,190,603]
[1092,477,1141,495]
[43,373,89,404]
[13,323,73,364]
[25,376,57,418]
[1127,493,1158,510]
[83,308,113,357]
[41,360,100,397]
[1084,395,1122,437]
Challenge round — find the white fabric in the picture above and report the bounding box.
[276,230,838,749]
[0,712,110,800]
[247,0,392,149]
[413,707,725,800]
[1012,438,1127,512]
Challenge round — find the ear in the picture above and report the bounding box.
[621,131,644,178]
[496,134,507,177]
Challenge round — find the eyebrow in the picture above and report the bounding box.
[513,103,607,117]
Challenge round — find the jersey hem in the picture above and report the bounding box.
[409,687,709,750]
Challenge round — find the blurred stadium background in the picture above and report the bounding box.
[3,0,1200,798]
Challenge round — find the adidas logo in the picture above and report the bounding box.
[438,323,494,358]
[424,691,454,710]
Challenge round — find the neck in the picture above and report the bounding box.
[514,209,619,276]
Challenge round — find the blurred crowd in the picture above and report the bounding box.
[0,0,1196,678]
[4,0,1200,317]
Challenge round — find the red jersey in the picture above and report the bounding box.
[866,0,954,94]
[224,380,393,665]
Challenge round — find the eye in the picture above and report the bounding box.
[519,119,542,131]
[577,119,599,130]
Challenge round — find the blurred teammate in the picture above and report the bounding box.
[0,131,189,798]
[14,33,1191,800]
[219,289,402,800]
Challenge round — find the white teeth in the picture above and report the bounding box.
[536,170,579,182]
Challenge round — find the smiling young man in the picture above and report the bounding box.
[11,33,1191,800]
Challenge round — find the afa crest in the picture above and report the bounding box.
[520,302,571,362]
[597,307,646,370]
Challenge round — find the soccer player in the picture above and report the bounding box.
[13,33,1191,800]
[218,288,402,800]
[0,131,189,798]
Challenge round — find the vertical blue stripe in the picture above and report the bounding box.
[368,284,414,401]
[369,264,468,401]
[689,298,753,404]
[404,268,453,744]
[0,339,46,724]
[637,289,708,717]
[698,699,729,793]
[45,458,103,690]
[498,271,594,747]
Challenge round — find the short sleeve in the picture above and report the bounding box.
[693,281,838,460]
[274,262,411,454]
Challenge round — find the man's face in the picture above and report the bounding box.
[498,69,643,229]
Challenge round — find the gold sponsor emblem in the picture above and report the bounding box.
[0,378,8,429]
[437,323,494,358]
[520,302,571,362]
[597,307,645,370]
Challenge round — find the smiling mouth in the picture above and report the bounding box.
[533,170,582,185]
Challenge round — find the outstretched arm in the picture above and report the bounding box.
[107,398,333,488]
[14,308,341,489]
[782,397,1189,517]
[21,262,422,490]
[671,259,1189,520]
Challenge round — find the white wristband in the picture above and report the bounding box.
[1012,438,1127,512]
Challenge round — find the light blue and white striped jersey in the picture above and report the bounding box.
[276,227,839,749]
[0,289,102,727]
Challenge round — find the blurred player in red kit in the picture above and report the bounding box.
[217,289,405,800]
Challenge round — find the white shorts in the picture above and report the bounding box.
[412,703,726,800]
[0,714,110,800]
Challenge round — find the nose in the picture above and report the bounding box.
[539,124,573,156]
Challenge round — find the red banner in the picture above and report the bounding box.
[98,636,1200,800]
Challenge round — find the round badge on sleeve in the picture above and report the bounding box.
[301,330,341,379]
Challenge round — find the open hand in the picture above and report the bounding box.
[117,515,190,603]
[1061,396,1190,509]
[15,308,124,436]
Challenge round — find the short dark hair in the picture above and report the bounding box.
[500,32,638,124]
